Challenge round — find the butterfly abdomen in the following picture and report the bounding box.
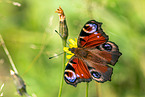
[70,48,105,64]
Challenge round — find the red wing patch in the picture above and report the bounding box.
[64,57,92,87]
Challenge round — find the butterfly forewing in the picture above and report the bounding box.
[78,20,108,48]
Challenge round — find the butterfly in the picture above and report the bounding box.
[64,20,122,87]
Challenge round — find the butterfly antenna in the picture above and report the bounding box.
[55,30,69,45]
[48,52,64,59]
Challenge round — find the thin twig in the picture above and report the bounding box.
[55,30,69,46]
[48,52,64,59]
[55,30,63,39]
[0,83,4,93]
[0,34,18,74]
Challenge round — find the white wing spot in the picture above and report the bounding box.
[94,32,98,34]
[77,74,80,77]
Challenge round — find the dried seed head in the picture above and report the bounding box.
[10,70,30,96]
[55,6,68,40]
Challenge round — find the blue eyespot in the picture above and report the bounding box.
[88,24,97,33]
[103,43,112,51]
[92,24,98,29]
[64,71,76,82]
[91,71,101,79]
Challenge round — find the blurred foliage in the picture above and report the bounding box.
[0,0,145,97]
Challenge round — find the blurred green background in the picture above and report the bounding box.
[0,0,145,97]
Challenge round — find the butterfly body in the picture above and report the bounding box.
[64,20,122,87]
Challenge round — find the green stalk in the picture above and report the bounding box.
[86,82,89,97]
[0,34,18,74]
[58,40,67,97]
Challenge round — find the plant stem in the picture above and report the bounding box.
[58,40,67,97]
[0,34,18,74]
[86,82,89,97]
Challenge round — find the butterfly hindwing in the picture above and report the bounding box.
[81,41,121,82]
[95,41,122,65]
[64,56,92,87]
[88,65,113,82]
[78,20,109,48]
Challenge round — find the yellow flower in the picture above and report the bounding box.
[63,38,77,60]
[68,38,77,48]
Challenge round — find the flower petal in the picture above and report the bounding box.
[66,54,74,59]
[69,39,76,46]
[63,47,72,54]
[63,38,77,59]
[65,61,69,66]
[63,47,69,52]
[69,44,74,48]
